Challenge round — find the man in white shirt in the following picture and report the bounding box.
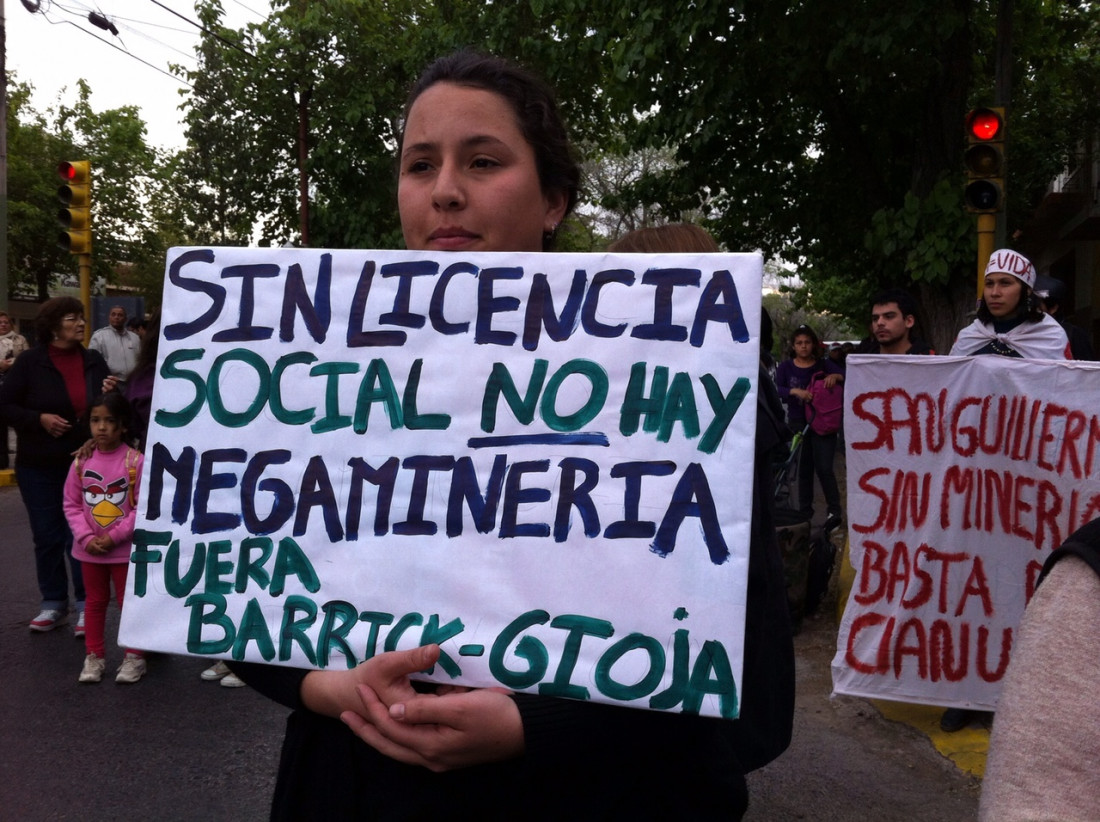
[89,305,140,389]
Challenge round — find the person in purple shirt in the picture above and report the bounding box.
[774,324,844,531]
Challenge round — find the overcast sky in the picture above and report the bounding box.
[7,0,270,151]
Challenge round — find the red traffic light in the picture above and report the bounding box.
[966,108,1003,142]
[57,160,91,254]
[963,108,1005,214]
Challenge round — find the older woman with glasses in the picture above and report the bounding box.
[0,297,109,634]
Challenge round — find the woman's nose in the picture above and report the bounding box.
[432,163,466,210]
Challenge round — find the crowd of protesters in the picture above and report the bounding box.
[4,47,1098,821]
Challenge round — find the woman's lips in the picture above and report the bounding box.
[428,227,479,249]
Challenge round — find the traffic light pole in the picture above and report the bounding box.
[78,252,92,345]
[976,213,996,299]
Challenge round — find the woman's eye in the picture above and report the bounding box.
[471,157,500,169]
[405,160,432,174]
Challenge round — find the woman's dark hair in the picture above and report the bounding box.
[787,324,824,361]
[130,309,161,379]
[34,296,84,346]
[399,50,582,245]
[975,283,1044,324]
[89,390,133,436]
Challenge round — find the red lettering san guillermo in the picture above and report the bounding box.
[850,388,1100,479]
[843,539,1016,683]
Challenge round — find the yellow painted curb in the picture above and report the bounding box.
[0,468,16,487]
[873,700,989,777]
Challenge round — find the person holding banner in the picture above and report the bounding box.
[775,324,845,533]
[233,51,793,821]
[0,297,109,635]
[949,249,1071,360]
[941,248,1070,733]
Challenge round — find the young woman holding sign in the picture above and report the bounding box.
[949,249,1070,359]
[235,51,792,820]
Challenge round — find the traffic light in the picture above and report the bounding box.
[57,160,92,254]
[964,107,1005,213]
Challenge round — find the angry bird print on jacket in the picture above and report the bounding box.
[82,469,130,528]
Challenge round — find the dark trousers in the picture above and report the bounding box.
[17,463,84,610]
[797,430,841,519]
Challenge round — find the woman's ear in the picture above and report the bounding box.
[543,188,569,233]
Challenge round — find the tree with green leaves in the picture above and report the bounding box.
[5,82,73,301]
[174,1,1099,352]
[7,78,179,304]
[469,1,1100,350]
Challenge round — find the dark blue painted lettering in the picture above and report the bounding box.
[500,460,552,538]
[522,270,586,351]
[429,262,477,335]
[689,270,749,347]
[652,462,729,564]
[475,267,522,346]
[345,457,399,539]
[293,456,343,541]
[555,458,600,542]
[581,269,634,338]
[212,264,280,342]
[380,260,437,328]
[164,249,223,340]
[280,256,332,343]
[631,268,700,341]
[146,443,196,524]
[605,461,677,539]
[348,260,406,347]
[447,455,507,536]
[394,456,455,536]
[193,448,246,534]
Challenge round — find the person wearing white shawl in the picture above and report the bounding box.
[949,249,1071,360]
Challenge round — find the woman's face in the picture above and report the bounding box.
[53,312,85,346]
[983,273,1023,318]
[793,334,815,360]
[398,82,567,253]
[0,316,11,334]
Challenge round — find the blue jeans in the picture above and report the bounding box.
[17,463,84,611]
[797,430,842,520]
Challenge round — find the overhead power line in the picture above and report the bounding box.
[60,18,194,88]
[146,0,256,59]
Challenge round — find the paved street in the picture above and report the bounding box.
[1,475,981,820]
[0,484,286,821]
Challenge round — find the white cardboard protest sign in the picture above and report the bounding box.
[832,354,1100,709]
[119,247,762,719]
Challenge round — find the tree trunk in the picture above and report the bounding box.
[917,277,976,355]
